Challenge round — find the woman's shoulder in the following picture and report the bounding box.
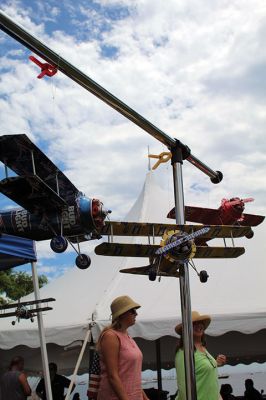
[100,329,121,342]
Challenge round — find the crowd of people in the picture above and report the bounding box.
[0,295,264,400]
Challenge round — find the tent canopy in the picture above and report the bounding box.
[0,233,37,271]
[0,171,265,373]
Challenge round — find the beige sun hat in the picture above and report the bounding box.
[111,295,141,322]
[175,311,211,335]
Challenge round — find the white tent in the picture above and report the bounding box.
[0,171,266,373]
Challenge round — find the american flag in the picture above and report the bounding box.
[87,351,101,399]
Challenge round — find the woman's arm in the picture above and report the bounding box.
[100,330,129,400]
[18,372,32,396]
[142,389,150,399]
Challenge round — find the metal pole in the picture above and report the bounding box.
[31,261,53,400]
[155,339,162,400]
[65,328,91,400]
[172,147,197,400]
[0,11,223,184]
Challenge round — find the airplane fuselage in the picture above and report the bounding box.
[0,195,106,241]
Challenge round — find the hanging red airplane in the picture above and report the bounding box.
[167,198,264,238]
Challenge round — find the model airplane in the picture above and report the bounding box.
[0,134,111,269]
[0,297,55,325]
[167,198,264,238]
[95,224,250,281]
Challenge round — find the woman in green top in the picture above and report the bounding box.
[175,311,226,400]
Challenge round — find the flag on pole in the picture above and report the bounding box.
[87,351,101,399]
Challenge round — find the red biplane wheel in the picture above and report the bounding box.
[75,254,91,269]
[245,229,254,239]
[50,236,68,253]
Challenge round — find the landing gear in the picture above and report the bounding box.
[199,270,209,283]
[50,236,68,253]
[148,269,157,281]
[75,254,91,269]
[11,321,16,326]
[245,229,254,239]
[30,317,34,323]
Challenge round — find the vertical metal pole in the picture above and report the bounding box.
[172,147,197,400]
[31,261,53,400]
[155,339,162,399]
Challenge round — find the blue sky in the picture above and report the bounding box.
[1,0,266,281]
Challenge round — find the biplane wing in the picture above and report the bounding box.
[168,206,265,227]
[0,134,79,212]
[0,297,55,310]
[236,213,265,227]
[168,205,221,224]
[95,242,245,258]
[99,222,252,238]
[120,265,180,278]
[0,306,53,318]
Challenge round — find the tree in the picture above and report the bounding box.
[0,270,48,303]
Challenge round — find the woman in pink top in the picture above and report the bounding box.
[97,295,149,400]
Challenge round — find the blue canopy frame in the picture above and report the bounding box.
[0,233,37,271]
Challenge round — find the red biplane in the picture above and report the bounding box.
[167,197,264,238]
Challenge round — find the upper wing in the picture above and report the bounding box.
[168,206,221,225]
[241,213,265,227]
[0,298,55,310]
[95,242,245,258]
[0,134,79,212]
[100,222,252,238]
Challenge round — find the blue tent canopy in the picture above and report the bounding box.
[0,233,37,271]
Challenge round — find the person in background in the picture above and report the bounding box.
[97,295,149,400]
[220,383,236,399]
[0,356,31,400]
[175,311,226,400]
[244,379,263,400]
[36,362,75,400]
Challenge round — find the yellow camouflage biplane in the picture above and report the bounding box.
[95,222,252,281]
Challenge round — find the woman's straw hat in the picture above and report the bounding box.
[175,311,211,335]
[111,295,141,322]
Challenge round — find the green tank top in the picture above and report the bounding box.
[175,349,219,400]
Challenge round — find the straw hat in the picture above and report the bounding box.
[175,311,211,335]
[111,295,141,322]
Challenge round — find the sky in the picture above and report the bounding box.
[0,0,266,281]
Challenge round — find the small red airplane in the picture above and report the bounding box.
[167,197,264,238]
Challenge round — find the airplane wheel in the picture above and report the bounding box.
[245,229,254,239]
[199,270,209,283]
[148,269,157,281]
[11,321,15,326]
[75,254,91,269]
[50,236,68,253]
[31,318,34,323]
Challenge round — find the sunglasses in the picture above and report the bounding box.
[128,308,138,315]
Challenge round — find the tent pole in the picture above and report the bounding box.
[155,339,162,399]
[65,328,91,400]
[171,143,197,400]
[31,261,53,400]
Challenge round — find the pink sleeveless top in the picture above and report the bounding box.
[97,330,143,400]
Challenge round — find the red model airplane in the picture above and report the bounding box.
[168,198,264,238]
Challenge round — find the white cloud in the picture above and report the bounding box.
[0,0,265,247]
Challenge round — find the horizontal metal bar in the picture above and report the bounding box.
[0,11,222,183]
